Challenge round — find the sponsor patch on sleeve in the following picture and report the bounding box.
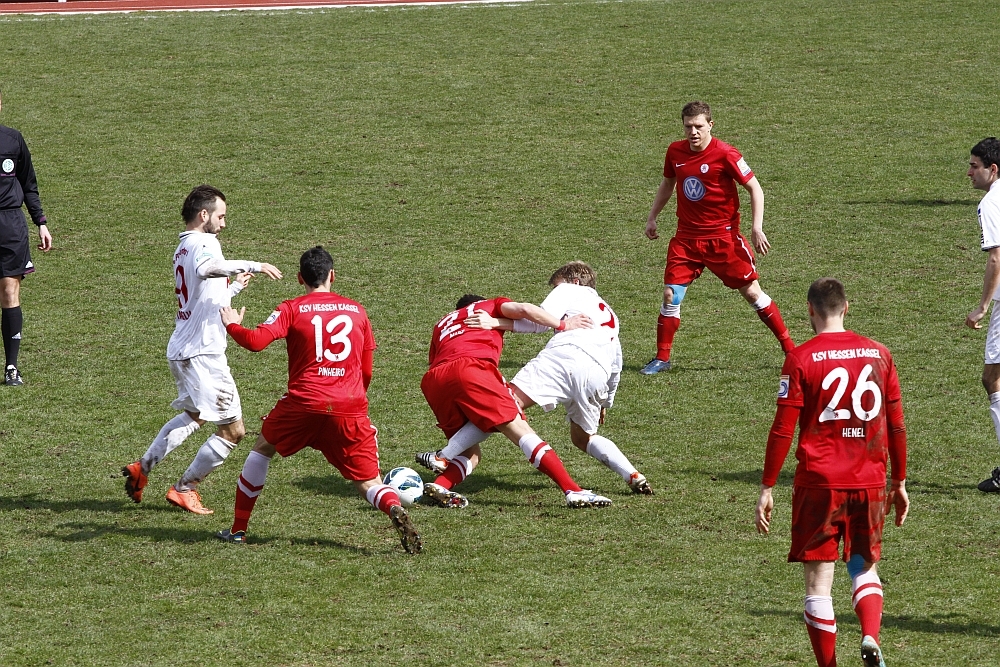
[736,158,752,177]
[263,311,280,325]
[777,375,790,399]
[195,250,216,264]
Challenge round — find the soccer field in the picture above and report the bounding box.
[1,0,999,664]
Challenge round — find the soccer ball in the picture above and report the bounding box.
[383,466,424,507]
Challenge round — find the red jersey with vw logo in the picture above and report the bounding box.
[777,331,901,489]
[663,137,754,240]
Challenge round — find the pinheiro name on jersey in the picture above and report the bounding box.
[298,303,360,314]
[318,367,346,377]
[811,348,882,362]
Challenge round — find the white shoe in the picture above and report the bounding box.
[422,482,469,508]
[565,489,612,508]
[628,472,653,495]
[415,451,449,475]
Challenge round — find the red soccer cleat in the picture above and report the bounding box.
[122,461,148,503]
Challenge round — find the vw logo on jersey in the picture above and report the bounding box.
[683,176,706,202]
[1,159,13,173]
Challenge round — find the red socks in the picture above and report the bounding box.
[365,484,402,515]
[656,313,680,362]
[232,451,270,533]
[804,595,837,667]
[852,570,884,642]
[434,455,475,490]
[755,300,795,352]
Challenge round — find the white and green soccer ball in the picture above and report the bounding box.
[383,466,424,507]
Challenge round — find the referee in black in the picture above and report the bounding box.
[0,90,52,386]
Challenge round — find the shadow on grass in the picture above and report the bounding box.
[0,494,135,513]
[754,608,1000,636]
[40,521,374,553]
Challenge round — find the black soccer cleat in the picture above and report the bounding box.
[215,528,247,544]
[389,505,422,554]
[978,467,1000,493]
[4,365,23,386]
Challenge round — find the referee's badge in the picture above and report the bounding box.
[2,159,13,173]
[777,375,790,398]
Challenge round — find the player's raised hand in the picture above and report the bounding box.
[751,227,771,256]
[755,486,774,534]
[886,481,909,527]
[258,263,283,280]
[465,310,501,330]
[220,306,245,327]
[562,313,594,330]
[38,224,52,252]
[644,218,659,240]
[233,272,252,288]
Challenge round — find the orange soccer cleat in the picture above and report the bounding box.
[166,486,214,515]
[122,461,148,503]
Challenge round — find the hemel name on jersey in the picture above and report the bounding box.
[811,347,882,362]
[299,303,360,314]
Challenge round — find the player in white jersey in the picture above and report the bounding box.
[122,185,282,514]
[416,262,652,495]
[964,138,1000,493]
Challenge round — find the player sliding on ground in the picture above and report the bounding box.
[214,246,421,554]
[755,278,908,667]
[419,262,651,495]
[123,185,282,515]
[417,293,612,509]
[642,100,793,374]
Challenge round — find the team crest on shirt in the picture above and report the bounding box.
[263,311,280,325]
[736,158,751,176]
[682,177,706,201]
[777,375,789,398]
[1,159,13,173]
[700,164,709,174]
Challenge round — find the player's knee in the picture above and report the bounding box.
[217,419,246,444]
[663,283,687,306]
[846,554,873,579]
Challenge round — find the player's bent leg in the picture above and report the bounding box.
[356,478,421,554]
[171,419,243,514]
[644,284,685,374]
[432,447,480,491]
[570,422,652,494]
[217,436,275,541]
[126,412,205,503]
[739,281,795,353]
[979,364,1000,491]
[803,561,837,667]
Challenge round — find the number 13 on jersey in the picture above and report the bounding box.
[312,314,353,363]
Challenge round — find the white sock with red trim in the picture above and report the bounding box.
[852,569,884,642]
[804,595,837,667]
[365,484,402,515]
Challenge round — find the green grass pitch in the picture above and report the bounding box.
[2,0,1000,664]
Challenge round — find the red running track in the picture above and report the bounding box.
[0,0,519,13]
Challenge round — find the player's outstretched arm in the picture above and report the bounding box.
[500,301,593,331]
[645,177,676,240]
[198,259,283,280]
[755,485,774,534]
[465,310,514,331]
[220,306,279,352]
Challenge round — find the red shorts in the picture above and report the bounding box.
[261,398,380,482]
[664,234,758,289]
[421,357,521,439]
[789,486,886,563]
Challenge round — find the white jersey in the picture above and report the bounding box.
[166,232,233,360]
[538,283,623,376]
[979,181,1000,299]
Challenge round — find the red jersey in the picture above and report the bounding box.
[428,297,511,369]
[227,291,376,416]
[777,331,902,489]
[663,137,754,240]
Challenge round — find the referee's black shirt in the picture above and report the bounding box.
[0,124,45,225]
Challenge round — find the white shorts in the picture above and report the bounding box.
[510,345,609,435]
[168,354,242,424]
[987,302,1000,365]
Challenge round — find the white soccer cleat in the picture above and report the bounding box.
[422,482,469,509]
[565,489,612,508]
[415,451,449,475]
[628,472,654,495]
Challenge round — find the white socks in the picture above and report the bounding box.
[177,435,237,491]
[586,435,637,482]
[752,293,773,311]
[660,304,680,319]
[518,433,550,468]
[989,392,1000,447]
[237,451,270,499]
[803,595,837,632]
[440,421,491,460]
[141,413,201,473]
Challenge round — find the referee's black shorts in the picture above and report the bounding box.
[0,208,34,278]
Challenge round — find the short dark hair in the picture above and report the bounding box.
[549,261,596,288]
[682,100,712,122]
[807,277,847,318]
[182,185,226,224]
[972,137,1000,169]
[456,294,486,310]
[299,246,334,288]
